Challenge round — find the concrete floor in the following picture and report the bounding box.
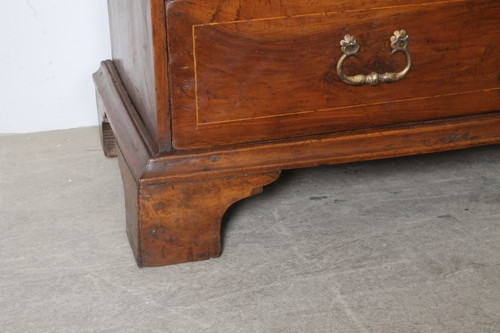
[1,127,499,332]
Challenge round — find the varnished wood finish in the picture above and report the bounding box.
[94,61,156,181]
[118,149,141,264]
[168,0,500,148]
[142,113,500,185]
[108,0,170,152]
[139,172,280,267]
[118,147,280,267]
[95,0,500,266]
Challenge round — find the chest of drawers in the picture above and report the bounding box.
[94,0,500,266]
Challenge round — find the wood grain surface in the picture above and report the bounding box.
[96,0,500,266]
[108,0,170,152]
[167,0,500,148]
[119,148,280,267]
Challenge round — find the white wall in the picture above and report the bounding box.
[0,0,111,133]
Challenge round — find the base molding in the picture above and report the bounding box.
[94,60,500,266]
[143,113,500,185]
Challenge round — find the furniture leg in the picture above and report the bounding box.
[96,93,118,158]
[118,151,280,266]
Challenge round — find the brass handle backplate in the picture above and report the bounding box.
[337,30,412,86]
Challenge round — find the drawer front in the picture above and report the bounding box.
[167,0,500,149]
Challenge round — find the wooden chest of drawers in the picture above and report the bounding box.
[94,0,500,266]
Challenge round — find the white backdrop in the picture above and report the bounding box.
[0,0,111,133]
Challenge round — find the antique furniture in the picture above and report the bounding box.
[94,0,500,267]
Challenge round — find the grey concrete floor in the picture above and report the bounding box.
[1,127,499,332]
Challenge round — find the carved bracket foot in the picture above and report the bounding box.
[96,92,118,158]
[118,151,280,266]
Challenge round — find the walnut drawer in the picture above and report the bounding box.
[167,0,500,149]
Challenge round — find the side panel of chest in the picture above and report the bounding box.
[107,0,170,151]
[167,0,500,149]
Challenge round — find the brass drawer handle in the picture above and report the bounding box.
[337,30,412,86]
